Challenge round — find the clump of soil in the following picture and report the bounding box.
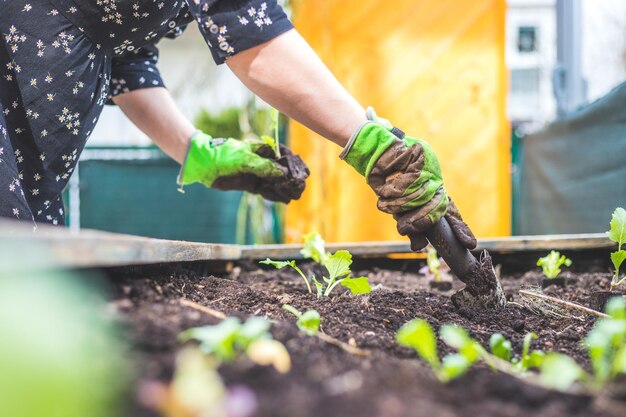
[105,259,625,417]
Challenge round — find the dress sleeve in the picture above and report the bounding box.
[107,43,165,103]
[185,0,294,65]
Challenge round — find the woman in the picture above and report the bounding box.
[0,0,475,251]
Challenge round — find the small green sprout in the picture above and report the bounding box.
[537,250,572,279]
[396,319,443,379]
[607,207,626,287]
[178,316,291,373]
[419,245,452,282]
[585,296,626,383]
[260,259,311,294]
[540,297,626,391]
[282,304,320,336]
[259,107,282,158]
[145,347,229,417]
[261,233,371,297]
[179,317,270,361]
[440,324,494,369]
[426,246,442,282]
[517,332,545,371]
[300,232,329,264]
[397,301,626,392]
[488,332,544,372]
[539,353,586,391]
[489,333,512,362]
[396,320,490,382]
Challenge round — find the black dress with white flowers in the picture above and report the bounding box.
[0,0,293,225]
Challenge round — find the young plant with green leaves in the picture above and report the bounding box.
[260,259,312,293]
[261,108,281,159]
[261,233,371,297]
[440,324,495,375]
[489,333,512,362]
[607,207,626,287]
[396,319,491,382]
[419,245,451,282]
[397,299,626,392]
[540,297,626,391]
[536,250,572,279]
[585,296,626,384]
[539,352,586,391]
[489,332,545,372]
[178,316,291,373]
[282,304,321,336]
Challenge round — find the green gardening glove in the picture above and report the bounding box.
[178,131,309,203]
[340,108,476,251]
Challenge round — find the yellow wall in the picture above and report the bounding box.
[286,0,510,243]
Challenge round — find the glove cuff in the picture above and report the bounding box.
[177,130,212,193]
[339,107,403,177]
[339,107,383,160]
[339,120,369,161]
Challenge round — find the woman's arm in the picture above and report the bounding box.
[114,28,365,163]
[226,29,366,147]
[112,87,195,164]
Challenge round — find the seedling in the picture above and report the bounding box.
[261,233,371,297]
[396,319,446,381]
[585,296,626,383]
[261,108,281,158]
[440,324,495,370]
[489,332,545,372]
[540,297,626,391]
[419,245,452,282]
[539,353,586,391]
[398,302,626,392]
[517,332,545,371]
[489,333,512,362]
[536,251,572,279]
[282,304,321,336]
[141,347,236,417]
[396,319,490,382]
[607,207,626,287]
[300,232,328,264]
[178,316,291,373]
[260,259,312,294]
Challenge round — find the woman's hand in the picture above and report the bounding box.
[178,132,309,203]
[341,108,477,251]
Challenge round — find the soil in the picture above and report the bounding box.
[104,258,626,417]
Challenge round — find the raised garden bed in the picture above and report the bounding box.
[105,249,626,417]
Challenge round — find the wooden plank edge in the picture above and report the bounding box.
[0,219,241,269]
[242,233,615,260]
[1,217,615,269]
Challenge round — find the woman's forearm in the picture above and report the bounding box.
[114,28,365,162]
[112,87,195,164]
[227,29,366,147]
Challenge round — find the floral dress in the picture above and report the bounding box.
[0,0,292,226]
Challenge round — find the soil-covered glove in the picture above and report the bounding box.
[340,108,476,251]
[178,131,309,204]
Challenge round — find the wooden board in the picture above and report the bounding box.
[1,219,614,269]
[241,234,615,260]
[0,219,241,270]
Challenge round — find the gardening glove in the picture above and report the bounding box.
[178,131,309,204]
[340,107,476,251]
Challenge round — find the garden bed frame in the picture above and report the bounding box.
[3,218,623,417]
[0,218,615,270]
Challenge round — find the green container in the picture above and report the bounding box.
[511,128,523,236]
[66,148,243,243]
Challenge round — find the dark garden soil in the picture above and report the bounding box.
[105,257,626,417]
